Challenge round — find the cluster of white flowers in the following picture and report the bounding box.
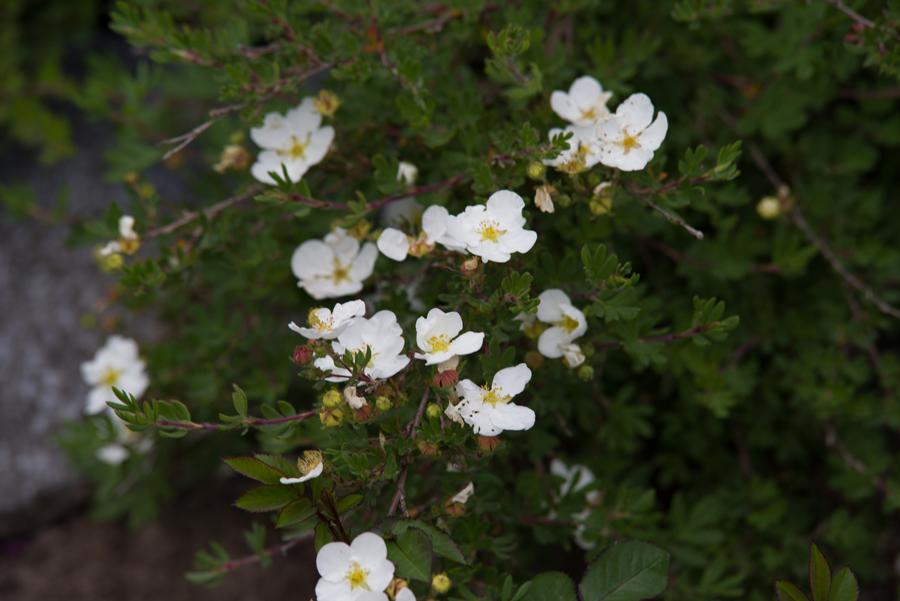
[378,190,537,264]
[518,289,588,367]
[291,228,378,300]
[550,459,600,550]
[251,97,335,185]
[545,75,668,173]
[80,335,151,464]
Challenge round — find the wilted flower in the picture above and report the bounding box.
[213,144,251,173]
[250,98,335,185]
[550,75,613,126]
[454,364,536,436]
[313,90,341,117]
[315,531,395,601]
[280,450,324,484]
[81,335,149,415]
[534,184,555,213]
[414,308,484,365]
[291,228,378,299]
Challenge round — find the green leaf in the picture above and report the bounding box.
[580,541,670,601]
[829,568,858,601]
[524,572,577,601]
[387,529,432,582]
[232,384,248,417]
[809,544,831,601]
[235,486,296,512]
[776,581,811,601]
[397,519,467,564]
[276,499,317,528]
[336,494,363,514]
[224,456,286,484]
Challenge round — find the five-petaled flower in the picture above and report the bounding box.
[454,363,536,436]
[80,335,149,415]
[315,531,395,601]
[447,190,537,263]
[535,289,587,362]
[550,75,613,126]
[596,93,668,172]
[250,98,335,185]
[290,300,367,340]
[314,311,410,382]
[292,228,378,299]
[414,308,485,365]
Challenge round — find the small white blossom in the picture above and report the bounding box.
[314,311,410,382]
[447,190,537,263]
[81,335,149,415]
[550,76,613,126]
[397,161,418,186]
[289,300,366,340]
[97,444,129,465]
[596,93,668,172]
[560,342,586,368]
[544,124,604,174]
[315,531,395,601]
[454,364,535,436]
[535,290,587,359]
[414,308,484,366]
[550,459,600,549]
[99,215,140,257]
[450,482,475,505]
[250,98,335,185]
[291,228,378,300]
[280,450,324,485]
[376,228,411,262]
[421,205,467,252]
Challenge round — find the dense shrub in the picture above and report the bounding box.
[8,1,900,599]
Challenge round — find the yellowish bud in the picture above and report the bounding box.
[313,89,341,117]
[426,403,442,419]
[213,144,251,173]
[526,161,545,180]
[322,389,342,408]
[432,572,452,594]
[756,196,780,220]
[319,407,344,427]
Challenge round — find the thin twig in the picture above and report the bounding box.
[825,0,875,29]
[593,323,717,350]
[156,408,318,431]
[624,177,707,240]
[145,184,264,239]
[211,534,312,576]
[388,388,432,517]
[637,196,705,240]
[290,174,467,212]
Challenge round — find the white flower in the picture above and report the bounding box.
[315,531,395,601]
[314,311,410,382]
[397,161,418,186]
[551,76,613,126]
[377,228,411,262]
[99,215,140,257]
[97,444,129,465]
[280,450,324,485]
[535,290,587,359]
[250,98,335,185]
[454,364,536,436]
[450,482,475,505]
[560,343,585,368]
[119,215,138,241]
[414,309,484,366]
[292,228,378,300]
[544,124,604,174]
[446,190,537,263]
[421,205,467,252]
[289,300,366,340]
[550,459,600,549]
[81,335,149,415]
[596,93,668,172]
[343,386,367,409]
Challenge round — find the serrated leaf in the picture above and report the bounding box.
[387,529,432,582]
[235,485,296,512]
[580,541,669,601]
[225,456,286,484]
[276,499,317,528]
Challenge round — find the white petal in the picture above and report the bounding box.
[350,532,388,562]
[550,90,579,123]
[316,578,352,600]
[615,93,654,133]
[569,76,602,107]
[332,300,366,323]
[285,98,322,135]
[250,112,291,149]
[455,379,483,403]
[421,205,450,243]
[491,363,531,398]
[488,403,536,432]
[500,229,536,254]
[538,327,568,358]
[364,559,396,594]
[316,541,352,579]
[377,228,410,261]
[304,126,335,165]
[97,444,128,465]
[451,482,475,504]
[396,588,416,601]
[536,289,571,323]
[486,190,525,224]
[291,240,334,280]
[449,331,484,357]
[349,243,378,281]
[637,111,668,151]
[86,386,115,415]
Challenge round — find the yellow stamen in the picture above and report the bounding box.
[279,135,309,160]
[481,386,510,406]
[100,367,121,387]
[346,562,370,590]
[620,132,640,153]
[560,314,580,332]
[478,220,506,242]
[580,107,598,121]
[308,308,331,330]
[331,260,350,283]
[428,334,451,353]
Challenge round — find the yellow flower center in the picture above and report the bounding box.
[478,220,506,242]
[309,309,331,331]
[580,107,598,121]
[481,386,510,406]
[620,132,640,153]
[279,135,309,160]
[297,450,323,476]
[428,334,451,353]
[560,314,580,333]
[100,367,122,387]
[346,562,370,590]
[331,260,350,283]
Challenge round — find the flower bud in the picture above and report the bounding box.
[526,161,545,180]
[433,369,458,388]
[322,389,342,408]
[386,578,409,599]
[577,365,595,381]
[292,345,313,365]
[319,407,344,427]
[343,386,367,409]
[589,196,613,216]
[375,396,392,411]
[313,89,341,117]
[477,435,502,453]
[426,403,442,419]
[347,219,372,240]
[556,194,572,208]
[461,256,480,273]
[756,196,780,220]
[432,572,452,594]
[213,144,251,173]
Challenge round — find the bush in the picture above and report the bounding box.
[19,0,900,599]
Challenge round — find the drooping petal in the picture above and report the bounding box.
[316,541,352,580]
[491,363,532,398]
[377,228,410,262]
[636,111,668,151]
[536,289,571,323]
[537,326,568,358]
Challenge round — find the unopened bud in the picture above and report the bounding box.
[577,365,595,381]
[426,403,442,419]
[319,407,344,427]
[756,196,780,220]
[433,369,458,388]
[589,196,613,216]
[322,389,342,408]
[375,396,392,411]
[477,435,502,453]
[432,572,452,594]
[292,345,313,365]
[526,161,545,180]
